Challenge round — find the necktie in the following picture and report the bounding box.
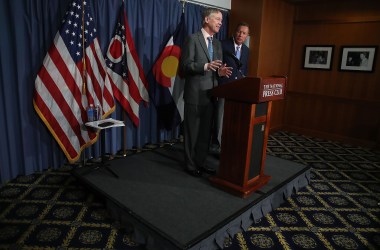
[235,46,241,60]
[207,37,213,61]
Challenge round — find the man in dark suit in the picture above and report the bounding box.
[212,22,250,151]
[180,8,232,177]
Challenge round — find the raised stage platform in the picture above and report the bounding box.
[73,143,310,250]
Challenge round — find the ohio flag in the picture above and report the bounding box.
[106,2,149,127]
[151,13,186,130]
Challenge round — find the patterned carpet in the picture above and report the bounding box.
[0,131,379,249]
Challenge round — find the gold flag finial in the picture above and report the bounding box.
[182,0,186,13]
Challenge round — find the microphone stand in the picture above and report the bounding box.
[237,65,245,78]
[227,51,245,78]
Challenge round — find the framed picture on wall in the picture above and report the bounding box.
[303,45,334,70]
[339,46,377,72]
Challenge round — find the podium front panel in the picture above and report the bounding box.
[255,102,268,117]
[219,101,252,184]
[249,122,265,179]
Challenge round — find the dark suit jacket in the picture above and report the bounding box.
[219,37,249,84]
[180,31,223,105]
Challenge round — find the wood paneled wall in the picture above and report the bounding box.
[229,0,264,77]
[286,1,380,147]
[230,0,380,148]
[230,0,294,129]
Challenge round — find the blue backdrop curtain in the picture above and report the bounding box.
[0,0,229,185]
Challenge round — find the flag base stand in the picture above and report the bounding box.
[91,130,119,178]
[84,119,125,178]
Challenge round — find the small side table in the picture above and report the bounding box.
[85,118,125,178]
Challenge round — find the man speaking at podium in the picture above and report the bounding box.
[211,22,250,153]
[180,8,232,177]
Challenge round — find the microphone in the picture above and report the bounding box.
[225,51,242,68]
[225,51,245,78]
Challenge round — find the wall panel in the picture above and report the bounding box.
[230,0,380,147]
[231,0,294,129]
[284,93,380,146]
[286,0,380,147]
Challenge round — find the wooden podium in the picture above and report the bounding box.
[210,76,286,198]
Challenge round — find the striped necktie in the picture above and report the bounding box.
[207,37,213,61]
[235,46,241,60]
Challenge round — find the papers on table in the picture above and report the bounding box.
[85,118,125,130]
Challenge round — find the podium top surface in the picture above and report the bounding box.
[211,76,286,103]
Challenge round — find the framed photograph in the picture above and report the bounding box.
[339,46,377,72]
[303,45,334,70]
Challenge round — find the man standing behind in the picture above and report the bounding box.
[180,8,232,177]
[212,22,250,152]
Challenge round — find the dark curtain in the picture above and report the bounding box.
[0,0,229,185]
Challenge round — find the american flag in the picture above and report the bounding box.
[106,2,149,127]
[33,0,115,163]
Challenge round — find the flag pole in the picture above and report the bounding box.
[81,0,87,94]
[173,2,185,142]
[81,0,87,165]
[122,0,127,157]
[122,111,127,156]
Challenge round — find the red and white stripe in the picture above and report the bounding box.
[33,33,115,163]
[123,13,149,104]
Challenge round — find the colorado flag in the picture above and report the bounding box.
[152,13,186,130]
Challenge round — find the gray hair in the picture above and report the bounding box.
[201,8,221,26]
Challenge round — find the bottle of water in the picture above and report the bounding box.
[87,104,94,122]
[94,103,102,121]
